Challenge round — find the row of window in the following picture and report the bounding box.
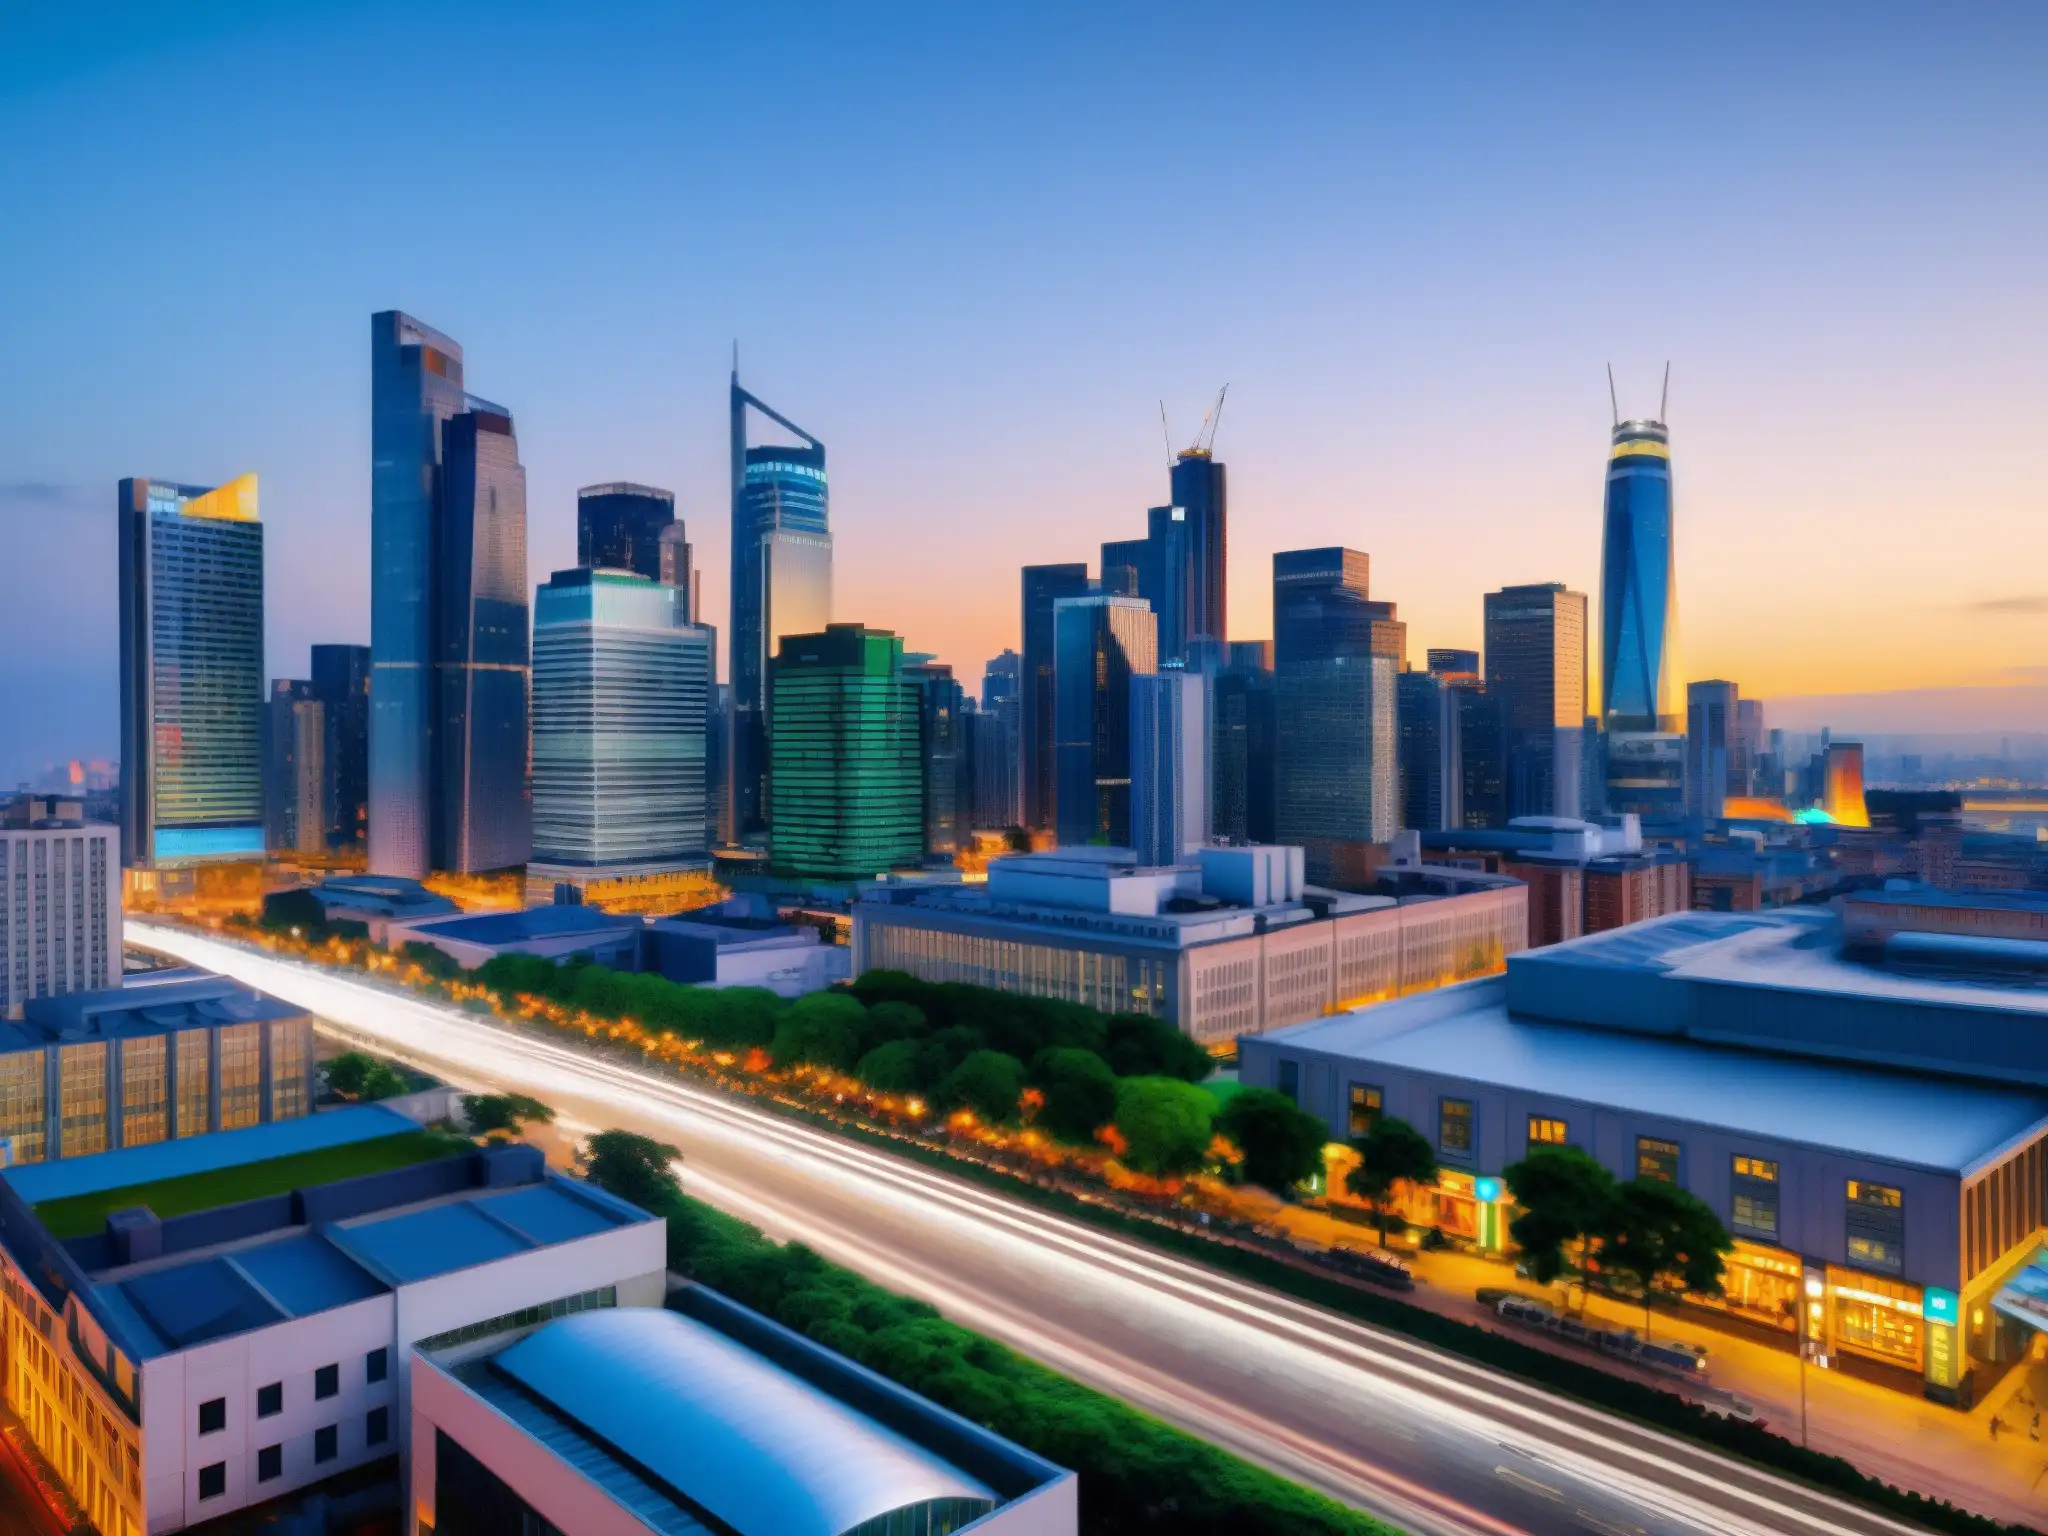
[195,1409,388,1502]
[197,1349,387,1436]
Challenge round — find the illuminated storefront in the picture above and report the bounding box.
[1689,1242,1800,1334]
[1827,1267,1923,1372]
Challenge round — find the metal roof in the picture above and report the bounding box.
[492,1309,996,1536]
[403,905,642,945]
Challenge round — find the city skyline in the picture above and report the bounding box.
[5,4,2047,779]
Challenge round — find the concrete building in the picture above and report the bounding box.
[1686,679,1737,822]
[0,1109,665,1535]
[1484,582,1585,823]
[1242,906,2048,1405]
[412,1292,1076,1536]
[389,906,645,972]
[1129,667,1208,867]
[1421,816,1688,948]
[0,798,118,1021]
[854,846,1526,1048]
[644,899,850,997]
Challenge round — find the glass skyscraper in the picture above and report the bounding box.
[118,475,264,871]
[530,568,711,896]
[905,657,968,857]
[1169,449,1227,653]
[577,483,675,581]
[768,625,921,879]
[1396,669,1460,832]
[1020,563,1091,833]
[1211,641,1276,845]
[1052,594,1158,848]
[1599,415,1685,816]
[1483,582,1586,822]
[310,643,370,853]
[730,366,831,842]
[1094,448,1227,669]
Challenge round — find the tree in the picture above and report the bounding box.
[1028,1047,1119,1143]
[1217,1088,1329,1193]
[1104,1013,1212,1083]
[770,991,866,1071]
[323,1051,407,1102]
[934,1050,1025,1123]
[1503,1144,1616,1292]
[1600,1179,1732,1333]
[1344,1117,1438,1245]
[855,1040,935,1094]
[463,1092,555,1137]
[585,1129,683,1212]
[401,940,462,980]
[1111,1077,1214,1178]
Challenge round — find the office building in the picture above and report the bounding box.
[0,1108,665,1534]
[1483,582,1585,823]
[657,521,699,622]
[1243,900,2048,1406]
[1171,448,1228,654]
[1130,668,1208,866]
[118,475,265,874]
[1599,410,1685,816]
[1686,680,1738,821]
[1428,648,1480,677]
[1429,652,1503,830]
[310,645,370,854]
[1733,697,1766,799]
[1094,440,1227,669]
[369,312,529,878]
[0,799,118,1020]
[1212,642,1277,844]
[969,702,1022,831]
[644,897,851,997]
[730,366,832,841]
[1397,669,1461,832]
[1020,564,1092,833]
[707,682,734,846]
[575,482,674,581]
[1273,549,1405,881]
[768,626,922,879]
[1825,740,1871,828]
[1423,815,1688,947]
[528,568,712,904]
[264,681,326,858]
[982,648,1022,709]
[904,656,969,858]
[1053,594,1158,848]
[855,845,1526,1047]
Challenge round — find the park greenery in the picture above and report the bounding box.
[323,1049,408,1103]
[1215,1087,1330,1191]
[1343,1116,1440,1243]
[462,1091,555,1137]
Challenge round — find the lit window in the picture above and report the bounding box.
[1636,1137,1680,1183]
[1348,1084,1382,1138]
[1439,1098,1474,1160]
[1527,1116,1568,1146]
[1733,1155,1778,1182]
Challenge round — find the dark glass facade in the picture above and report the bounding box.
[1053,595,1158,848]
[434,1431,565,1536]
[905,658,968,857]
[1169,450,1227,652]
[118,476,265,870]
[263,680,323,855]
[1599,420,1681,734]
[310,643,370,852]
[1019,563,1091,832]
[1483,582,1586,822]
[1397,669,1460,832]
[1449,679,1506,828]
[576,482,675,580]
[1211,648,1276,844]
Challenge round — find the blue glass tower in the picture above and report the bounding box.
[730,362,831,841]
[1599,407,1685,816]
[577,483,675,580]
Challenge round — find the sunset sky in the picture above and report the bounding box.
[2,1,2043,777]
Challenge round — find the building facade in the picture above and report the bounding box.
[0,809,118,1021]
[1130,668,1208,867]
[575,483,674,581]
[1599,414,1685,817]
[1170,449,1228,656]
[310,645,371,855]
[1397,669,1461,833]
[1211,642,1276,845]
[1020,564,1092,834]
[1686,679,1738,822]
[905,657,969,858]
[263,682,326,858]
[1053,595,1158,848]
[1483,582,1585,823]
[118,476,265,874]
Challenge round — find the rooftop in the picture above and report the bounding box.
[9,974,303,1049]
[1845,886,2048,915]
[401,905,645,945]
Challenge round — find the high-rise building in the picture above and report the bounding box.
[433,407,532,874]
[1020,563,1092,833]
[1130,668,1208,866]
[1053,594,1158,848]
[1273,549,1405,880]
[1,798,118,1020]
[529,568,712,902]
[1686,680,1738,821]
[657,522,698,622]
[706,682,734,847]
[969,703,1021,830]
[1483,582,1586,822]
[1733,697,1766,799]
[982,649,1021,710]
[1397,669,1461,832]
[310,644,370,853]
[369,311,529,877]
[576,483,674,581]
[768,625,921,878]
[1170,449,1227,654]
[118,475,265,873]
[904,657,968,858]
[1427,648,1480,677]
[1100,534,1151,602]
[1599,408,1685,816]
[264,680,326,857]
[730,365,831,842]
[1211,642,1276,844]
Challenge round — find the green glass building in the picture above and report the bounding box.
[769,625,922,879]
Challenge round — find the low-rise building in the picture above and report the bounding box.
[288,875,458,942]
[390,905,645,971]
[1422,815,1688,946]
[645,898,849,997]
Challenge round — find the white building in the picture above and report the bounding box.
[0,798,119,1020]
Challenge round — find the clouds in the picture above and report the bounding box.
[1969,594,2048,615]
[0,480,75,504]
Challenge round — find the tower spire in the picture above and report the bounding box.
[1659,360,1670,423]
[1606,363,1619,428]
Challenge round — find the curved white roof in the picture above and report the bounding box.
[493,1308,995,1536]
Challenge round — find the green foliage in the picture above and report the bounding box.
[584,1129,683,1212]
[1216,1087,1329,1193]
[854,1040,933,1093]
[323,1050,408,1102]
[1114,1077,1215,1177]
[1600,1179,1733,1310]
[1344,1117,1438,1242]
[401,940,463,979]
[1028,1047,1119,1143]
[1503,1144,1615,1287]
[260,888,325,932]
[463,1092,555,1136]
[771,991,866,1071]
[933,1050,1024,1122]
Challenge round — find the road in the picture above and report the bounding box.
[132,921,1945,1536]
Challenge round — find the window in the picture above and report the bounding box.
[1636,1137,1681,1184]
[1277,1060,1300,1103]
[415,1287,619,1353]
[257,1382,282,1418]
[1730,1155,1780,1239]
[314,1425,338,1464]
[256,1444,282,1484]
[1527,1116,1568,1147]
[366,1347,388,1385]
[1845,1180,1905,1275]
[314,1364,339,1400]
[198,1462,226,1501]
[198,1397,226,1435]
[1438,1098,1473,1161]
[367,1406,389,1446]
[1348,1084,1382,1139]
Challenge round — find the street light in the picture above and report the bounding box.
[1801,1272,1826,1447]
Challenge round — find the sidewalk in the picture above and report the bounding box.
[1263,1199,2048,1529]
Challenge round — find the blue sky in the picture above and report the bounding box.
[2,2,2044,778]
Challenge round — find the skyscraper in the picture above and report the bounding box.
[310,644,370,854]
[1020,563,1092,833]
[969,704,1020,831]
[1686,679,1738,821]
[1272,549,1404,880]
[981,649,1021,710]
[904,656,968,858]
[768,626,921,879]
[530,568,712,901]
[1396,669,1461,832]
[118,475,265,873]
[1483,582,1586,822]
[1211,641,1276,844]
[264,680,326,857]
[1599,404,1685,816]
[369,311,527,877]
[434,407,532,874]
[1429,651,1503,829]
[657,522,698,622]
[1053,594,1158,848]
[1130,668,1208,865]
[731,365,831,841]
[577,483,674,579]
[1169,448,1227,653]
[1733,697,1766,799]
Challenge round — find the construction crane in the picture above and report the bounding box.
[1181,384,1229,458]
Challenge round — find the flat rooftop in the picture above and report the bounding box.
[8,974,304,1049]
[404,905,644,945]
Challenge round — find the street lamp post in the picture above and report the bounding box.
[1800,1271,1827,1448]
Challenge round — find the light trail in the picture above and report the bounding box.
[132,922,1949,1536]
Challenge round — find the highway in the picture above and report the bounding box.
[131,921,1942,1536]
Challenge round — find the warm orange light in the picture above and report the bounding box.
[1723,796,1792,822]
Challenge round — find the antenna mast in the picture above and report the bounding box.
[1659,361,1670,423]
[1606,364,1619,427]
[1159,402,1174,469]
[1204,383,1230,453]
